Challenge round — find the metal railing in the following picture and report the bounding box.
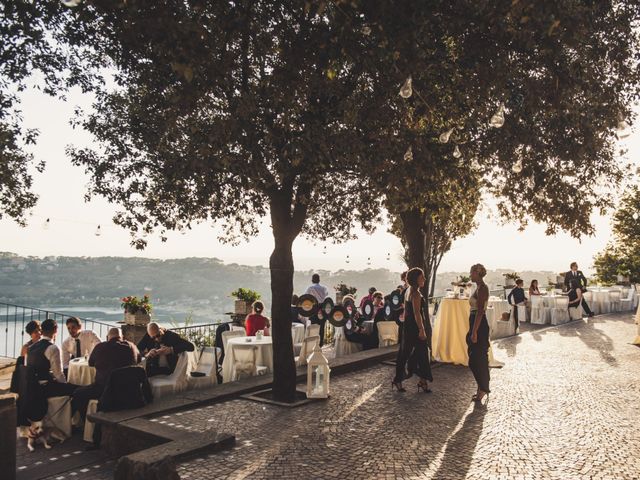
[0,302,114,359]
[169,322,221,350]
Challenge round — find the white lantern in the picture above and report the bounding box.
[306,344,330,399]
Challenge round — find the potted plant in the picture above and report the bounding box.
[121,294,152,325]
[231,288,261,315]
[334,283,357,304]
[503,272,519,287]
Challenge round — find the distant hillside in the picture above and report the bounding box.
[0,252,558,314]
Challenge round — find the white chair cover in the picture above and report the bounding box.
[222,330,246,353]
[305,324,320,338]
[620,288,634,311]
[230,325,246,332]
[516,305,529,323]
[149,351,194,400]
[44,396,72,439]
[569,305,583,320]
[550,297,570,325]
[609,291,622,312]
[377,321,399,347]
[530,296,550,325]
[333,325,362,357]
[83,399,99,442]
[295,335,320,366]
[188,347,218,389]
[596,291,612,314]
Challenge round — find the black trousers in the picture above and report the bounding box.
[467,313,490,393]
[44,381,79,399]
[71,383,104,421]
[394,328,432,383]
[311,318,326,346]
[581,298,593,315]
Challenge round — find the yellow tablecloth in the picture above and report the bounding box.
[432,298,500,367]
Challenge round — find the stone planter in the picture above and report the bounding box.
[504,278,516,287]
[234,300,252,315]
[124,310,151,326]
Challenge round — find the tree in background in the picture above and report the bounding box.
[593,185,640,283]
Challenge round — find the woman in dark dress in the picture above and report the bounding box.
[567,279,583,310]
[468,263,490,403]
[392,267,432,393]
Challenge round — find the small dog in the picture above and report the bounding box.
[24,420,66,452]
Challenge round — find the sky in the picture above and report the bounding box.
[1,84,638,276]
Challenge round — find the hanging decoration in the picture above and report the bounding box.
[512,159,523,173]
[439,128,454,144]
[453,145,462,159]
[61,0,82,6]
[616,119,632,139]
[95,225,102,237]
[43,218,50,230]
[404,146,413,162]
[399,76,412,99]
[489,103,506,128]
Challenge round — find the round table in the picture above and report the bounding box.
[67,357,96,386]
[222,336,273,383]
[292,323,305,344]
[432,298,501,367]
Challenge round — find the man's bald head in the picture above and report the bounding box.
[147,322,160,336]
[107,327,121,340]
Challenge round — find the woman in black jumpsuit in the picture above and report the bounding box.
[467,263,490,403]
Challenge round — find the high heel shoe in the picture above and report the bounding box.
[473,391,489,404]
[391,381,406,392]
[417,381,432,393]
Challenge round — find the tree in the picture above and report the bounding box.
[593,185,640,283]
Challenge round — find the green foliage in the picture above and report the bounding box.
[504,272,520,281]
[334,283,357,297]
[231,288,261,304]
[121,294,152,314]
[594,185,640,283]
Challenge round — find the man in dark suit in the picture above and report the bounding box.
[564,262,594,317]
[71,327,139,421]
[137,322,195,377]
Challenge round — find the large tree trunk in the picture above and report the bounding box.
[400,209,426,271]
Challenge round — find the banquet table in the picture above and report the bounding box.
[486,298,513,339]
[67,357,96,386]
[292,323,305,344]
[432,297,501,367]
[634,303,640,346]
[222,336,273,383]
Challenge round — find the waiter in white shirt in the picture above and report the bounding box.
[27,319,79,398]
[305,273,330,345]
[61,317,101,372]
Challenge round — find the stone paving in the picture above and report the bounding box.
[35,312,640,480]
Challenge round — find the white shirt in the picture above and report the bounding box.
[305,283,330,303]
[40,336,66,383]
[61,329,101,368]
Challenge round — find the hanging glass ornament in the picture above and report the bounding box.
[404,146,413,162]
[399,76,412,99]
[633,212,639,221]
[453,145,462,159]
[616,120,632,139]
[61,0,82,6]
[511,159,523,173]
[526,176,535,189]
[43,218,50,230]
[489,103,505,128]
[439,128,454,144]
[362,25,371,36]
[95,225,102,237]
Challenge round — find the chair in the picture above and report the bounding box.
[620,287,635,311]
[294,324,321,355]
[149,352,194,400]
[44,396,72,439]
[530,296,550,325]
[516,305,529,323]
[597,291,612,314]
[83,399,99,442]
[230,344,267,381]
[550,297,570,325]
[222,330,246,354]
[569,304,584,320]
[230,325,246,332]
[295,335,320,366]
[333,324,362,358]
[609,291,622,312]
[188,347,218,390]
[377,321,399,347]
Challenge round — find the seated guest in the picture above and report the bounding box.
[372,291,386,322]
[568,279,584,312]
[20,320,42,360]
[344,318,378,350]
[529,280,542,296]
[72,327,139,421]
[27,319,79,398]
[359,287,377,310]
[137,322,195,377]
[564,262,594,317]
[62,317,101,372]
[507,279,527,333]
[245,301,270,336]
[291,294,304,324]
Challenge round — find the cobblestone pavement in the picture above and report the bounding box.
[41,312,640,480]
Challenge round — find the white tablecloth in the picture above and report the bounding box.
[292,323,305,344]
[486,298,514,339]
[222,336,273,383]
[67,357,96,386]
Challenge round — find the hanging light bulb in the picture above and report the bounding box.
[399,76,412,99]
[323,246,327,255]
[439,128,454,144]
[43,218,50,230]
[512,159,523,173]
[633,212,639,221]
[95,225,102,237]
[362,25,371,36]
[489,103,505,128]
[616,120,632,139]
[346,254,350,264]
[453,145,462,159]
[526,176,535,189]
[61,0,82,6]
[404,146,413,162]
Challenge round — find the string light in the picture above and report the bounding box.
[399,76,412,99]
[323,246,327,255]
[616,119,632,139]
[512,159,523,174]
[43,218,50,230]
[453,145,462,159]
[439,128,454,144]
[404,146,413,162]
[362,26,371,36]
[633,212,639,220]
[489,103,505,128]
[94,225,102,237]
[60,0,82,6]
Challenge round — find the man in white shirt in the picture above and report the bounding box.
[305,273,330,303]
[27,318,79,398]
[62,317,102,370]
[305,273,330,346]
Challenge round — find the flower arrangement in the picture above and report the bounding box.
[121,294,152,314]
[231,288,261,304]
[451,275,471,287]
[503,272,520,281]
[334,283,358,297]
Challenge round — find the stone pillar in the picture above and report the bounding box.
[0,394,16,480]
[121,324,149,346]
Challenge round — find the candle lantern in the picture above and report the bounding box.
[306,344,330,399]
